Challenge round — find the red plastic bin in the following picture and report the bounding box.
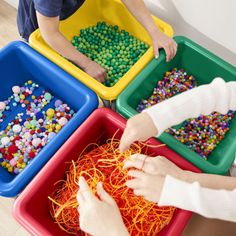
[13,108,201,236]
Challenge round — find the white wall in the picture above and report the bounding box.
[4,0,236,65]
[4,0,18,9]
[145,0,236,65]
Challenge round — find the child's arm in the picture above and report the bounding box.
[36,12,106,82]
[119,78,236,152]
[120,0,177,61]
[144,77,236,136]
[159,174,236,222]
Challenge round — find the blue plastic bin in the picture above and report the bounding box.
[0,41,98,197]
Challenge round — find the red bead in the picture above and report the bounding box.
[14,119,20,124]
[5,154,13,161]
[8,145,18,154]
[28,152,35,159]
[0,148,5,154]
[14,136,20,141]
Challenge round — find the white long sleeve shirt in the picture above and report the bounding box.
[159,175,236,222]
[144,77,236,136]
[144,78,236,222]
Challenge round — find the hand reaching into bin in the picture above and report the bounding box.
[121,0,177,61]
[77,176,129,236]
[123,154,182,203]
[35,12,107,83]
[119,113,158,152]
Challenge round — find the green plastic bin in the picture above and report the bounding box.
[116,36,236,174]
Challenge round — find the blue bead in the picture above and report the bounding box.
[41,127,46,132]
[36,112,44,120]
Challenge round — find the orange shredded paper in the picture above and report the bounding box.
[48,138,175,235]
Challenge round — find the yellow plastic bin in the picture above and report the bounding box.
[29,0,174,101]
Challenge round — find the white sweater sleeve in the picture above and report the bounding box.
[143,78,236,136]
[159,175,236,222]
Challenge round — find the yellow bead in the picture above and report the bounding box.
[32,95,36,99]
[20,94,25,100]
[56,124,61,131]
[46,108,55,118]
[1,162,6,167]
[28,80,32,84]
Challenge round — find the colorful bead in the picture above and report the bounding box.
[137,68,234,159]
[0,81,75,175]
[12,124,21,133]
[58,117,68,126]
[46,108,55,118]
[12,86,21,94]
[1,137,10,146]
[0,102,6,111]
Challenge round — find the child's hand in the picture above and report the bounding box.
[77,177,129,236]
[82,60,107,83]
[126,169,165,203]
[151,31,177,62]
[119,113,158,152]
[124,155,186,203]
[124,154,184,180]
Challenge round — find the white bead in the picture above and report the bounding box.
[12,86,21,94]
[32,138,41,147]
[0,102,6,111]
[1,137,10,146]
[12,124,22,133]
[58,117,68,126]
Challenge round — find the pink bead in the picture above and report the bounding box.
[10,159,17,167]
[12,86,21,94]
[0,102,6,111]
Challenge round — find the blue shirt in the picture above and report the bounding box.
[17,0,85,41]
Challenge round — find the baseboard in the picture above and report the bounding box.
[4,0,18,9]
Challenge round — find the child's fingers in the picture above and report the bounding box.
[130,154,147,161]
[163,45,171,62]
[126,178,142,189]
[123,159,143,170]
[78,176,94,202]
[119,128,136,152]
[97,182,116,206]
[128,170,146,179]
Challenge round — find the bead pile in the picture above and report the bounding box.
[137,68,234,159]
[168,111,234,158]
[0,81,75,174]
[72,21,149,87]
[49,139,175,235]
[137,68,196,112]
